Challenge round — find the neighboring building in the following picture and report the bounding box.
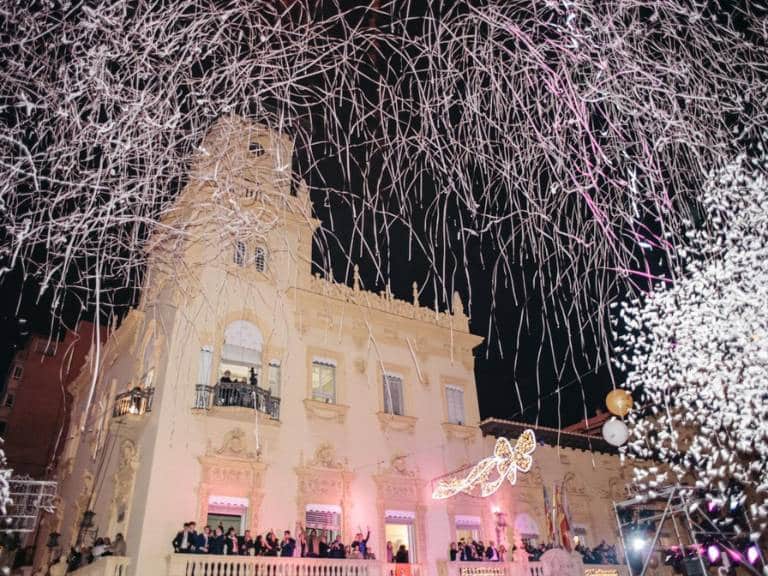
[563,410,611,437]
[0,321,99,478]
[39,119,629,576]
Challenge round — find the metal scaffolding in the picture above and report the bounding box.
[1,476,58,534]
[613,484,765,576]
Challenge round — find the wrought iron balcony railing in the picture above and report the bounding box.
[194,380,280,420]
[113,387,155,417]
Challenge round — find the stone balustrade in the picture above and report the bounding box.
[70,556,130,576]
[440,560,628,576]
[167,555,421,576]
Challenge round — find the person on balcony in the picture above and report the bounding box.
[395,544,409,563]
[239,529,254,555]
[264,531,279,556]
[449,542,458,561]
[329,536,345,559]
[386,541,395,563]
[485,541,499,561]
[195,526,211,553]
[280,530,297,557]
[225,527,239,554]
[209,527,225,555]
[318,534,330,558]
[352,527,371,559]
[249,366,259,387]
[221,370,233,383]
[172,522,195,553]
[112,533,127,556]
[253,534,265,556]
[303,526,320,557]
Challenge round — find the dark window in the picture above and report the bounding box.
[254,246,267,273]
[233,241,246,266]
[11,365,23,379]
[0,421,6,437]
[4,393,15,408]
[249,142,265,157]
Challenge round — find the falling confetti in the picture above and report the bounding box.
[617,152,768,529]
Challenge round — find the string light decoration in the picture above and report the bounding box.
[432,430,536,499]
[616,154,768,528]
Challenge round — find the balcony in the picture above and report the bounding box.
[194,381,280,420]
[113,387,155,418]
[167,556,422,576]
[70,556,129,576]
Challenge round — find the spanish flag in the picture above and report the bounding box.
[555,484,572,551]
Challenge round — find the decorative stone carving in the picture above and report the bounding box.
[442,422,479,442]
[303,398,349,424]
[310,443,344,469]
[214,428,258,460]
[390,454,414,477]
[376,412,417,434]
[110,440,139,533]
[354,358,367,374]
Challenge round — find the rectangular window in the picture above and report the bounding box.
[446,386,465,425]
[11,365,23,380]
[268,361,281,397]
[385,510,416,563]
[254,246,267,272]
[4,393,15,408]
[383,374,405,416]
[0,421,6,437]
[233,241,246,266]
[455,515,481,543]
[305,505,342,544]
[311,361,336,403]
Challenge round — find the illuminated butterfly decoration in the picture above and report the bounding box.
[432,430,536,499]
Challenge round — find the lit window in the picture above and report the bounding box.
[233,241,246,266]
[254,246,267,273]
[268,361,281,397]
[11,365,23,380]
[4,393,15,408]
[383,374,405,416]
[446,386,465,425]
[311,361,336,403]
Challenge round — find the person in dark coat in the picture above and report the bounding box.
[195,526,211,554]
[239,530,254,555]
[172,523,195,553]
[395,545,409,563]
[264,532,279,556]
[280,530,297,557]
[208,527,225,555]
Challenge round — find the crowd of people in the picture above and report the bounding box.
[448,539,509,562]
[447,539,620,565]
[575,541,620,564]
[172,522,410,563]
[66,533,127,571]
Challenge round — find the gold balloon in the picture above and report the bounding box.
[606,389,633,417]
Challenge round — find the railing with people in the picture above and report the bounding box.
[113,387,155,417]
[194,380,280,420]
[167,555,416,576]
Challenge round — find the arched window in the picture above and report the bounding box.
[219,321,263,383]
[254,246,267,272]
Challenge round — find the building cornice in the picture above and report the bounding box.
[479,417,619,455]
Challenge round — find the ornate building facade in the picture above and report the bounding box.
[40,119,628,576]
